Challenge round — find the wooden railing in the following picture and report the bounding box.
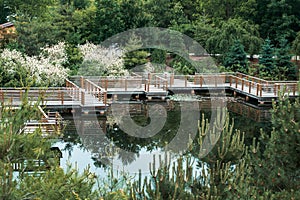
[0,87,72,105]
[84,78,107,105]
[146,73,168,91]
[88,77,144,92]
[20,106,63,135]
[66,79,80,101]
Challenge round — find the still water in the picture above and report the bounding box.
[52,100,272,177]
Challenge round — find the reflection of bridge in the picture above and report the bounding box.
[0,73,298,111]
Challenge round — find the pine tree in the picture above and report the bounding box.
[123,34,149,70]
[223,40,248,73]
[130,110,261,199]
[254,93,300,194]
[275,37,297,80]
[259,38,275,78]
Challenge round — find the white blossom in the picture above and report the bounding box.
[78,42,128,76]
[0,46,69,87]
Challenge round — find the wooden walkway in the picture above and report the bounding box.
[0,72,298,109]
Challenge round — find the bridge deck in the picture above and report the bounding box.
[0,73,298,108]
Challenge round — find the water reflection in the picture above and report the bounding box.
[55,100,271,175]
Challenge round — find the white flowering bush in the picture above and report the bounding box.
[41,41,68,66]
[78,42,128,76]
[0,43,69,87]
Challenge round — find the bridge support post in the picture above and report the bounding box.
[246,96,249,101]
[80,76,84,89]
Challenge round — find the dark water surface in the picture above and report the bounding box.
[53,100,272,177]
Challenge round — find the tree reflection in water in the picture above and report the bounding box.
[58,101,272,172]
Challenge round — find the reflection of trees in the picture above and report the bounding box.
[60,118,83,156]
[61,101,272,169]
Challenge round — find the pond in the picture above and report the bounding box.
[52,100,272,178]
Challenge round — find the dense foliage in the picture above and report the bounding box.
[0,0,299,80]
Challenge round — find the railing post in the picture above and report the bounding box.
[169,74,173,87]
[19,89,22,100]
[104,91,107,105]
[229,75,232,87]
[241,79,244,91]
[165,80,168,91]
[293,84,296,96]
[235,77,238,88]
[0,90,3,102]
[61,91,64,105]
[260,84,262,97]
[256,84,259,96]
[249,81,252,94]
[81,91,85,105]
[125,79,128,91]
[80,76,84,89]
[185,75,187,87]
[214,75,217,87]
[200,76,203,87]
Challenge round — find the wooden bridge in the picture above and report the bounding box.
[0,72,298,111]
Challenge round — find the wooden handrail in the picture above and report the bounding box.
[84,79,107,105]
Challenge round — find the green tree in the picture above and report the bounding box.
[223,40,248,73]
[94,0,124,42]
[130,110,261,199]
[256,0,300,43]
[123,34,149,70]
[292,31,300,60]
[196,0,244,21]
[145,0,173,27]
[253,93,300,196]
[275,37,297,80]
[170,56,195,75]
[0,93,98,199]
[3,0,52,19]
[206,18,262,56]
[192,16,215,49]
[14,15,59,55]
[259,38,275,78]
[0,0,9,23]
[120,0,150,30]
[151,49,167,65]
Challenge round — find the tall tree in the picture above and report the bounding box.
[275,37,297,80]
[253,94,300,194]
[14,15,59,55]
[94,0,124,42]
[4,0,53,19]
[0,0,9,23]
[259,38,275,77]
[120,0,150,30]
[223,40,248,73]
[206,18,262,55]
[292,31,300,58]
[123,34,149,70]
[196,0,243,21]
[255,0,300,43]
[145,0,173,27]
